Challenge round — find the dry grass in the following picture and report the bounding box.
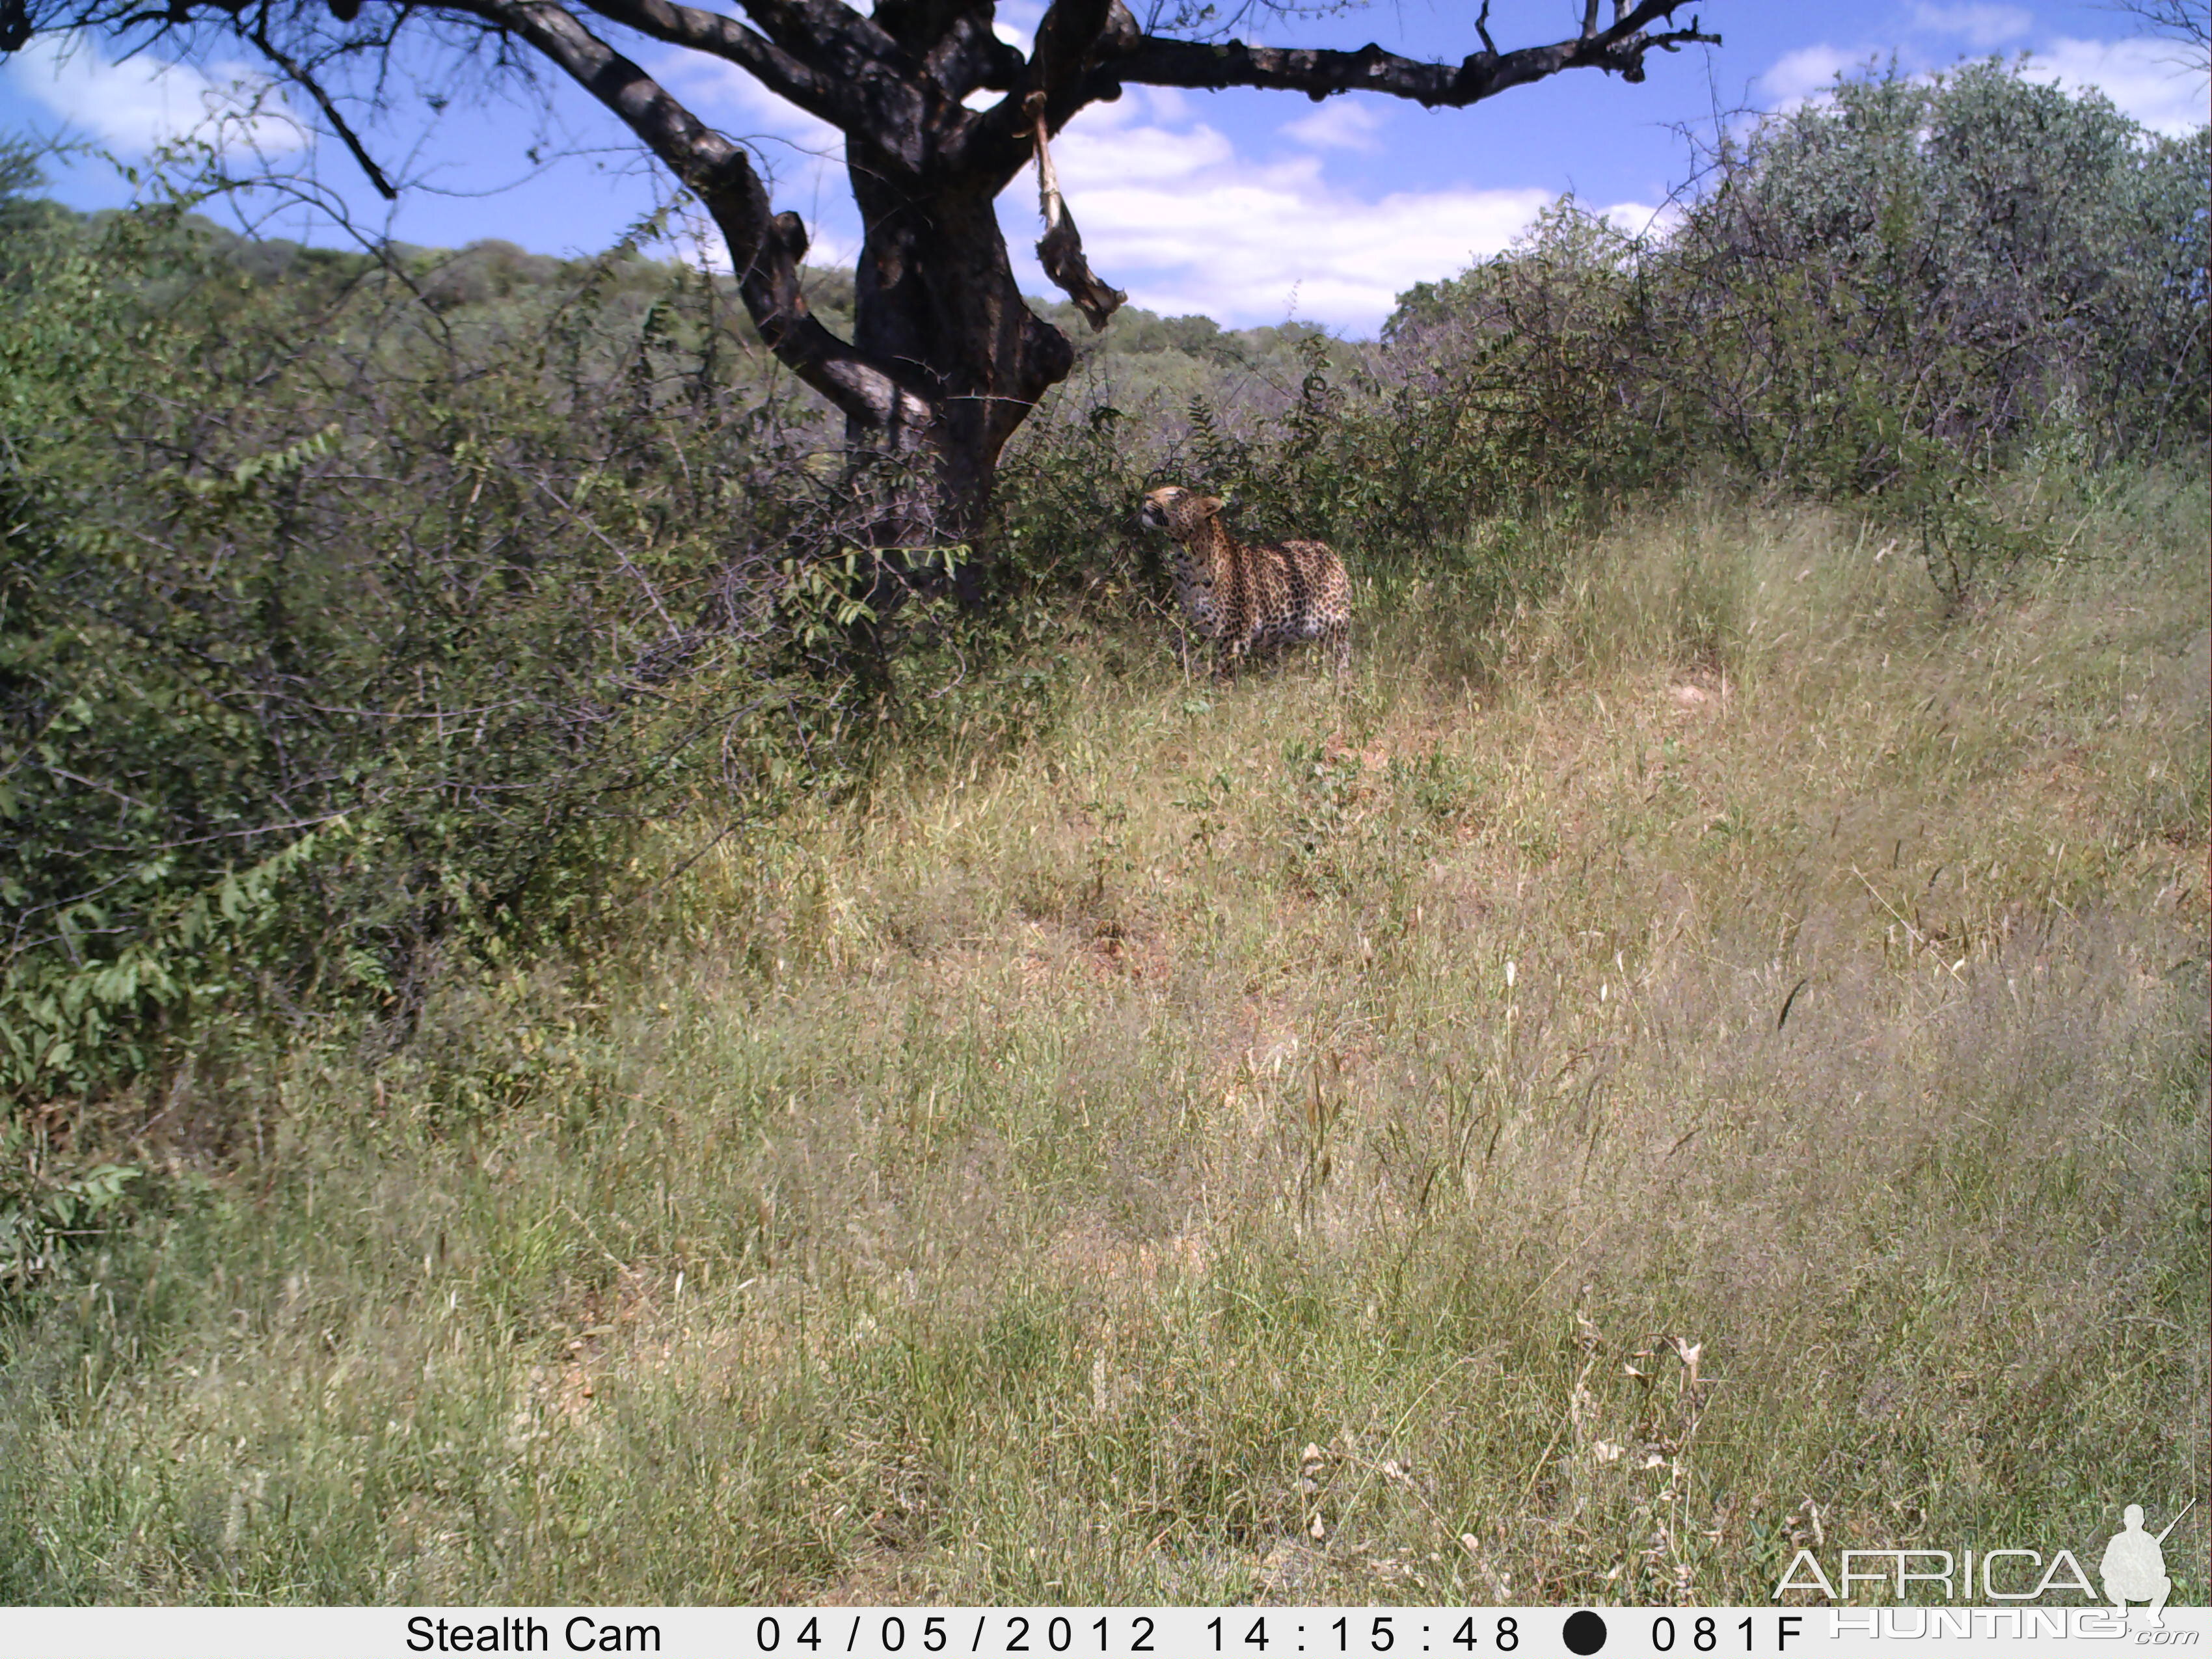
[3,481,2204,1606]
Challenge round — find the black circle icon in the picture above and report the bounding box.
[1563,1610,1608,1655]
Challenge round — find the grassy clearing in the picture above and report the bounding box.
[3,479,2205,1606]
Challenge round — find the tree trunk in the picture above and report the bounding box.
[846,148,1075,610]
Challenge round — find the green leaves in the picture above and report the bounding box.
[0,1112,144,1298]
[0,187,898,1113]
[165,422,344,499]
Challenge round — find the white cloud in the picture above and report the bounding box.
[1756,29,2207,136]
[2,32,305,154]
[1280,98,1388,153]
[1600,198,1683,241]
[1909,4,2033,49]
[1139,85,1194,124]
[1001,90,1552,330]
[1757,44,1868,111]
[2024,36,2212,135]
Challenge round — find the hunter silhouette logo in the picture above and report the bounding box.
[2101,1500,2193,1628]
[1771,1496,2199,1611]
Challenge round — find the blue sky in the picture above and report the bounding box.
[4,3,2205,333]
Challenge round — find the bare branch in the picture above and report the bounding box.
[1107,2,1718,103]
[2100,0,2211,72]
[918,9,1024,102]
[566,0,854,128]
[245,20,398,198]
[1030,0,1121,107]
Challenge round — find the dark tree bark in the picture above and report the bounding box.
[0,0,1718,606]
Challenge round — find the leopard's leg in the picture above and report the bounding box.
[1219,628,1253,681]
[1324,619,1350,677]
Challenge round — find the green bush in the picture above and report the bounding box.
[0,176,958,1116]
[1375,62,2208,593]
[1669,61,2207,483]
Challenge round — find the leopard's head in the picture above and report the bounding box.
[1139,485,1224,539]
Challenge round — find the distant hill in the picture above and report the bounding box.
[1,195,1362,431]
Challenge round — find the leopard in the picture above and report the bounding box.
[1137,485,1352,675]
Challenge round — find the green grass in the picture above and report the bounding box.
[3,479,2205,1606]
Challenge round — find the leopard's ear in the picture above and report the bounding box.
[1198,495,1227,517]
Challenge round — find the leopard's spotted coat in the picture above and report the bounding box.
[1138,485,1351,675]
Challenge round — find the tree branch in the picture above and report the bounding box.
[245,20,398,198]
[566,0,856,128]
[733,0,899,77]
[949,0,1138,186]
[448,0,932,435]
[1106,2,1718,105]
[2102,0,2211,72]
[584,0,925,150]
[917,8,1024,103]
[1029,0,1109,103]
